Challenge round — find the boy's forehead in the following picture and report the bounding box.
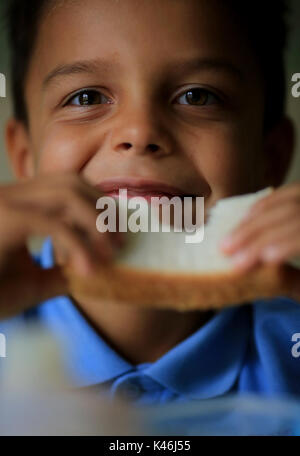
[26,0,261,97]
[40,0,226,53]
[35,0,251,63]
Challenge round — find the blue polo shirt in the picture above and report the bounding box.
[1,238,300,405]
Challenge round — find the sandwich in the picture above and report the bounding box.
[63,187,300,311]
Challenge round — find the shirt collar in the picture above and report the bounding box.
[38,238,251,399]
[144,304,251,399]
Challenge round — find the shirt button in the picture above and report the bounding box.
[117,382,143,401]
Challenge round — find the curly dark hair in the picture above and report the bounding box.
[5,0,290,131]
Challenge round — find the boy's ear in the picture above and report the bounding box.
[262,117,295,188]
[5,118,35,180]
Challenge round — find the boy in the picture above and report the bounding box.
[0,0,300,403]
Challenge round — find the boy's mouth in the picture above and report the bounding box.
[96,177,195,202]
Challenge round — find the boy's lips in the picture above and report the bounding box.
[96,177,194,200]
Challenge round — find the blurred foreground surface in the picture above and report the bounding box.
[1,392,300,436]
[0,324,300,436]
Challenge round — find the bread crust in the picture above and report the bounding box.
[63,263,297,312]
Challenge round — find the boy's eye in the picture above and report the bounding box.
[175,88,219,106]
[65,89,111,106]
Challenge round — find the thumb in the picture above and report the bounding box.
[37,266,69,302]
[280,264,300,303]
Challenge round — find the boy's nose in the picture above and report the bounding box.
[110,108,172,157]
[115,141,160,154]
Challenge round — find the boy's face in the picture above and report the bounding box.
[19,0,268,207]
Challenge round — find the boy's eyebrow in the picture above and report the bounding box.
[43,59,122,88]
[43,57,243,88]
[167,57,244,82]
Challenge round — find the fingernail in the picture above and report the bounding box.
[232,250,249,265]
[73,255,94,277]
[245,206,257,216]
[262,246,279,261]
[220,236,234,249]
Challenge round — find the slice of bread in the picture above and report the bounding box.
[63,187,300,311]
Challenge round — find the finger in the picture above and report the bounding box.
[0,207,96,276]
[0,264,69,319]
[50,190,115,261]
[230,222,300,272]
[3,178,116,261]
[245,183,300,217]
[0,174,102,213]
[35,266,69,303]
[220,201,300,253]
[261,238,300,265]
[280,265,300,302]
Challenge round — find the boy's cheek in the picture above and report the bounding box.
[35,125,98,174]
[199,126,263,194]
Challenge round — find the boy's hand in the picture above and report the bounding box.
[219,182,300,300]
[0,174,119,319]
